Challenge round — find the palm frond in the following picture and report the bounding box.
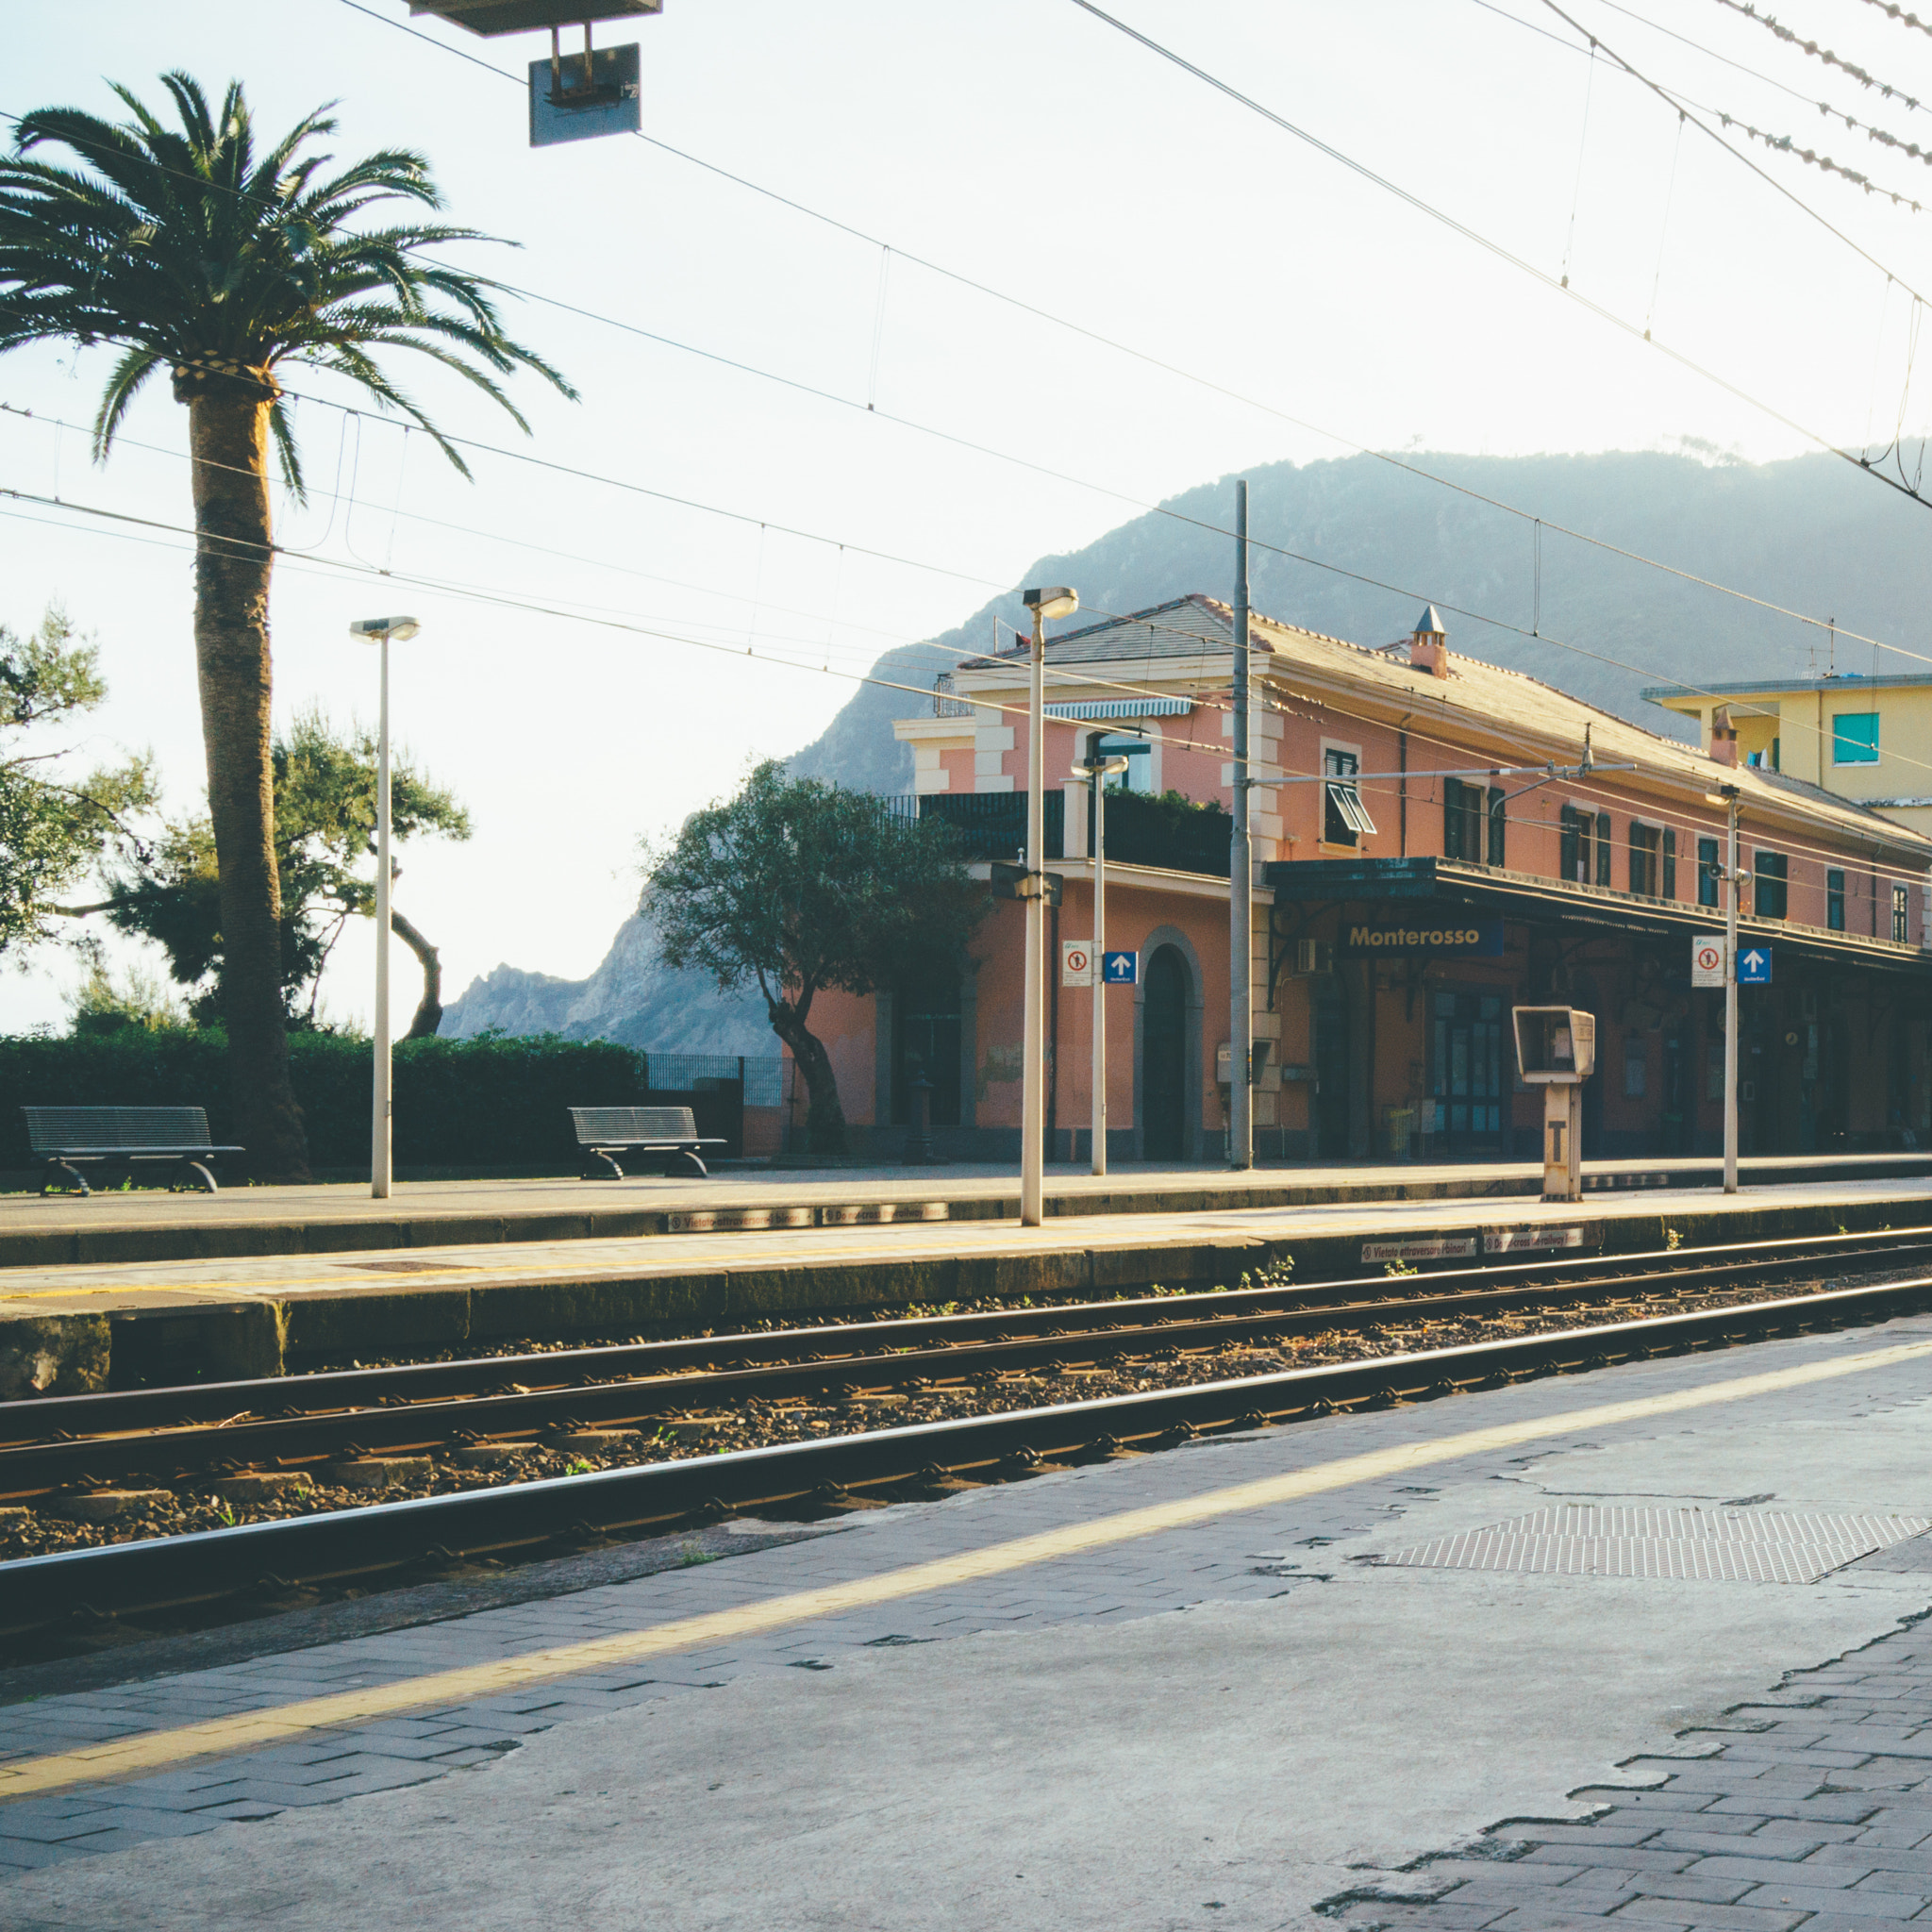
[267,396,305,499]
[1,70,573,489]
[90,344,165,460]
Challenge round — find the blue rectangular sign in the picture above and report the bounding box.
[1101,951,1139,985]
[1737,944,1773,985]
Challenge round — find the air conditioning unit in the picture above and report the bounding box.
[1294,939,1334,975]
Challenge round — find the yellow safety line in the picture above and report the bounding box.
[6,1334,1932,1804]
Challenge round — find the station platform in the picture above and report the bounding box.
[5,1168,1932,1391]
[8,1308,1932,1925]
[4,1149,1928,1271]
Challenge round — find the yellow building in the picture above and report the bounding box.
[1642,673,1932,841]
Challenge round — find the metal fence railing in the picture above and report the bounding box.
[641,1053,786,1108]
[880,791,1065,862]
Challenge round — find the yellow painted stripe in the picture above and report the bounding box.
[6,1334,1931,1804]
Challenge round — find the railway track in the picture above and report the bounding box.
[4,1224,1930,1499]
[5,1226,1932,1657]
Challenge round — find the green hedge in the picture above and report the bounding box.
[0,1031,649,1174]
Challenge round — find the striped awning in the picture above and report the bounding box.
[1041,697,1193,720]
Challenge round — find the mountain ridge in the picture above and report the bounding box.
[448,443,1927,1048]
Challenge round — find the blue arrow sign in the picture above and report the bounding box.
[1101,950,1139,985]
[1737,945,1773,985]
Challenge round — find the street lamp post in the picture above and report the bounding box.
[1723,783,1741,1195]
[1021,585,1078,1227]
[1073,752,1130,1176]
[349,614,421,1200]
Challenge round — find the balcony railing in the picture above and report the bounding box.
[931,672,973,719]
[885,790,1232,876]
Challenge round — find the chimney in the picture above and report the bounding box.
[1410,604,1448,677]
[1708,704,1739,768]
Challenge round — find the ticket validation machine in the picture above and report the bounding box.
[1512,1006,1596,1203]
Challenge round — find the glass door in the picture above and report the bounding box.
[1431,990,1505,1156]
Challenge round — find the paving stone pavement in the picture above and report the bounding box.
[1321,1641,1932,1930]
[10,1313,1932,1924]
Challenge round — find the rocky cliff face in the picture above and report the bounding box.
[451,444,1932,1049]
[441,912,772,1055]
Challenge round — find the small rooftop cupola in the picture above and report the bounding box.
[1708,704,1740,768]
[1410,604,1449,678]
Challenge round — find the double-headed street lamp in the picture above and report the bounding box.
[1072,752,1130,1176]
[348,614,421,1200]
[1021,585,1078,1227]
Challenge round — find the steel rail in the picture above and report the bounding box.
[5,1227,1930,1500]
[6,1228,1931,1497]
[5,1265,1931,1648]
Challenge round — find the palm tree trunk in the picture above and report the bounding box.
[180,370,308,1180]
[391,908,443,1040]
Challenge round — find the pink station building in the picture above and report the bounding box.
[797,596,1932,1165]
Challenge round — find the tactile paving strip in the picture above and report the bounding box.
[1378,1504,1932,1584]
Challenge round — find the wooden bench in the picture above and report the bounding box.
[570,1106,724,1180]
[23,1107,242,1197]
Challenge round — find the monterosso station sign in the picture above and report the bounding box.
[1341,912,1506,956]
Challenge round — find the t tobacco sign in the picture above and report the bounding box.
[1340,915,1505,957]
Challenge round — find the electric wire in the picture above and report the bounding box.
[1707,0,1929,112]
[13,478,1932,908]
[1062,0,1932,510]
[319,4,1932,648]
[13,38,1932,808]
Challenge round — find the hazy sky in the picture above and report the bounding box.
[5,0,1930,1030]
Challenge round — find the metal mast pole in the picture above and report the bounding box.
[1724,787,1740,1194]
[372,629,393,1201]
[1229,478,1253,1169]
[1022,603,1046,1226]
[1091,774,1108,1176]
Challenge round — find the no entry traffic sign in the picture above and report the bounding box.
[1061,941,1092,988]
[1691,935,1725,988]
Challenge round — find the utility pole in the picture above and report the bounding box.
[1021,586,1078,1226]
[1724,783,1740,1194]
[1074,751,1130,1174]
[1229,478,1253,1169]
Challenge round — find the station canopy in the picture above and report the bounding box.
[410,0,658,34]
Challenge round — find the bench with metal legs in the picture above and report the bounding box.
[22,1107,243,1196]
[569,1105,724,1179]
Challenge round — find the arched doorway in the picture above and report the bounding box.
[1141,944,1189,1160]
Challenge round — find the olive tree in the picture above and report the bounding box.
[643,761,984,1154]
[0,608,153,956]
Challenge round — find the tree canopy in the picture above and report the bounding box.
[106,706,471,1030]
[0,70,570,1177]
[0,608,153,958]
[643,760,985,1151]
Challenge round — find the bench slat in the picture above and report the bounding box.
[23,1107,216,1155]
[570,1106,702,1144]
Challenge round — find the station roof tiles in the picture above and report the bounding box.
[955,593,1932,853]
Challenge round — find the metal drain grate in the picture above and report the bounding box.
[1378,1505,1932,1585]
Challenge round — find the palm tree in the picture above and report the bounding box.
[0,74,572,1178]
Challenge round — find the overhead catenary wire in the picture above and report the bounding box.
[12,479,1932,903]
[1061,0,1932,509]
[313,4,1932,641]
[1707,0,1929,112]
[15,40,1932,811]
[1487,0,1932,186]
